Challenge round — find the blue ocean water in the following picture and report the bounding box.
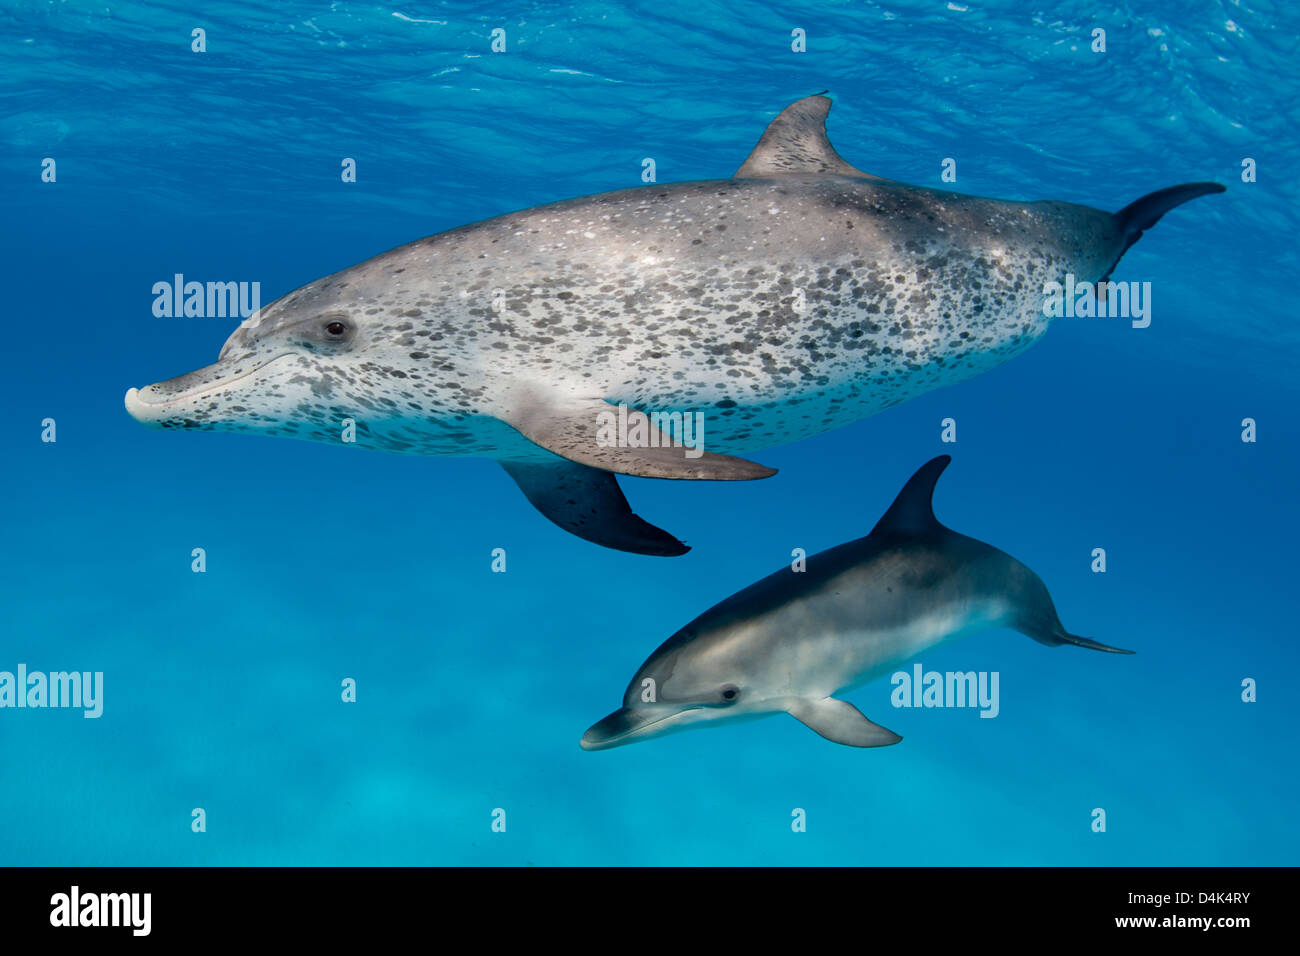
[2,0,1297,865]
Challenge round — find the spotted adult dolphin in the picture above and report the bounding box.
[124,95,1223,556]
[581,455,1133,750]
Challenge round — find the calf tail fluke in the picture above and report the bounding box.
[1018,611,1136,655]
[1054,631,1136,655]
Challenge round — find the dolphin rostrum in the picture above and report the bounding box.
[580,455,1133,751]
[124,95,1223,556]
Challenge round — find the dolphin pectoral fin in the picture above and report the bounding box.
[786,697,903,748]
[500,460,690,557]
[506,396,777,480]
[734,94,883,181]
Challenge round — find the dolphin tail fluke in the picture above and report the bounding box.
[1023,620,1135,655]
[1117,182,1225,234]
[1008,565,1136,654]
[1101,181,1226,282]
[1054,631,1136,655]
[500,459,690,557]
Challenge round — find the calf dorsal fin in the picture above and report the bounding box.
[869,455,951,537]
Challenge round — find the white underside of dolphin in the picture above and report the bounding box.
[124,95,1223,555]
[580,455,1134,751]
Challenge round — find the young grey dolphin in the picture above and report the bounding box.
[581,455,1133,751]
[124,94,1223,556]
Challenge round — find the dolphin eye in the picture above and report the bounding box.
[325,321,347,336]
[720,685,739,702]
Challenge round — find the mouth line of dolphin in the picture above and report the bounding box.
[124,352,295,419]
[579,705,704,751]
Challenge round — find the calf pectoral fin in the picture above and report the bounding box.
[507,395,776,480]
[786,697,902,748]
[501,460,690,556]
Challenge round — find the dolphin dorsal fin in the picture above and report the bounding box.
[734,94,881,181]
[869,456,952,537]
